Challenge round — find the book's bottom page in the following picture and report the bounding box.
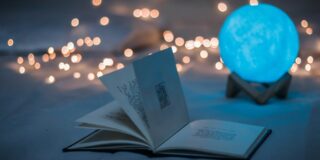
[156,119,270,159]
[65,130,151,151]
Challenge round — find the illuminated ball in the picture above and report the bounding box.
[219,4,299,83]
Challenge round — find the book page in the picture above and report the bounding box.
[132,49,190,148]
[99,65,153,147]
[157,119,266,158]
[76,101,145,142]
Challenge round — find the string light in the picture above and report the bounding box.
[103,58,114,66]
[307,56,314,64]
[93,37,101,45]
[98,63,106,70]
[48,47,54,54]
[305,64,311,72]
[7,38,14,46]
[175,37,185,47]
[215,62,223,70]
[77,38,84,47]
[200,50,209,59]
[249,0,259,6]
[160,44,169,50]
[182,56,191,64]
[64,63,70,71]
[100,16,110,26]
[92,0,102,7]
[116,63,125,69]
[88,73,95,80]
[19,66,25,74]
[17,57,24,64]
[150,9,160,18]
[185,40,194,50]
[193,40,202,48]
[295,57,301,64]
[46,75,55,84]
[290,63,298,73]
[163,30,174,42]
[203,39,211,48]
[211,37,219,48]
[171,46,178,53]
[34,62,41,70]
[301,19,309,28]
[96,71,103,77]
[124,48,133,57]
[176,63,183,72]
[73,72,81,79]
[133,9,142,18]
[306,27,313,35]
[58,62,65,70]
[49,52,56,60]
[141,8,150,18]
[71,18,79,27]
[217,2,228,12]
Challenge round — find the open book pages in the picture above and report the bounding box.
[65,48,271,159]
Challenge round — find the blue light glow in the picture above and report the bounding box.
[219,4,299,83]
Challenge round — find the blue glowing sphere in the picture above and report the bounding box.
[219,4,299,83]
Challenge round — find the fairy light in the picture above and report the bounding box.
[160,44,169,50]
[176,63,183,72]
[71,18,79,27]
[195,36,204,43]
[48,47,54,54]
[34,62,41,70]
[71,54,81,63]
[42,54,49,62]
[93,37,101,45]
[124,48,133,57]
[7,38,14,46]
[215,62,223,70]
[249,0,259,6]
[96,71,103,77]
[77,38,84,47]
[307,56,314,64]
[203,39,211,48]
[61,46,69,55]
[217,2,228,12]
[100,16,110,26]
[116,63,125,69]
[175,37,185,47]
[211,37,219,48]
[49,52,56,60]
[171,46,178,53]
[305,64,311,72]
[150,9,160,18]
[301,19,309,28]
[92,0,102,7]
[98,63,106,70]
[103,58,114,66]
[28,53,35,66]
[295,57,301,64]
[17,57,24,64]
[290,63,298,73]
[306,27,313,35]
[194,40,202,48]
[64,63,70,71]
[163,30,174,42]
[73,72,81,79]
[141,8,150,18]
[185,40,194,50]
[67,42,75,50]
[46,75,55,84]
[88,73,95,81]
[200,50,209,59]
[133,9,142,18]
[182,56,191,64]
[58,62,65,70]
[19,66,26,74]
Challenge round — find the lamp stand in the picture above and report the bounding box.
[226,72,292,105]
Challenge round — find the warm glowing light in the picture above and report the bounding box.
[217,2,228,12]
[28,53,34,60]
[171,46,178,53]
[301,19,309,28]
[182,56,191,64]
[203,39,211,48]
[98,63,106,70]
[211,37,219,48]
[116,63,125,69]
[49,52,56,60]
[185,40,194,50]
[17,57,24,64]
[64,63,70,71]
[58,62,65,70]
[34,62,41,70]
[249,0,259,6]
[84,37,93,47]
[141,8,150,18]
[92,0,102,7]
[71,54,82,63]
[42,54,49,62]
[88,73,95,81]
[290,63,298,73]
[160,44,169,50]
[305,64,311,72]
[100,16,110,26]
[73,72,81,79]
[200,50,209,59]
[48,47,54,54]
[150,9,160,18]
[133,9,142,18]
[71,18,79,27]
[307,56,314,64]
[46,75,55,84]
[295,57,301,64]
[67,42,75,50]
[215,62,223,70]
[77,38,84,47]
[61,46,69,55]
[19,66,25,74]
[103,58,114,66]
[124,48,133,57]
[193,40,202,48]
[163,30,174,42]
[93,37,101,45]
[96,71,103,77]
[176,63,183,72]
[175,37,185,47]
[7,38,14,46]
[195,36,204,43]
[306,27,313,35]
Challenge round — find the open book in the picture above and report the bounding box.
[64,48,271,159]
